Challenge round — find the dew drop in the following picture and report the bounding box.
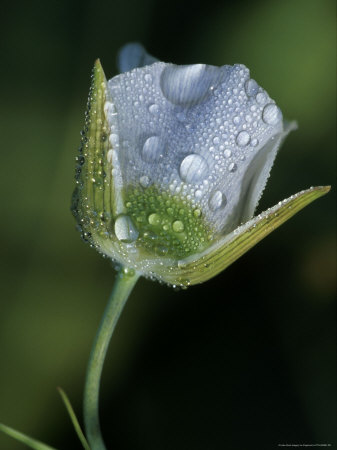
[179,154,209,184]
[139,175,150,187]
[141,136,165,163]
[172,220,185,232]
[245,79,259,97]
[107,149,113,163]
[148,213,161,226]
[160,64,222,106]
[193,208,201,218]
[148,103,159,114]
[209,190,227,211]
[251,138,259,147]
[109,133,119,147]
[212,136,220,145]
[228,162,237,172]
[236,131,250,147]
[256,92,266,104]
[224,149,232,158]
[144,73,152,82]
[262,103,282,125]
[194,189,203,199]
[114,215,139,242]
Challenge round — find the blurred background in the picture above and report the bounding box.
[0,0,335,448]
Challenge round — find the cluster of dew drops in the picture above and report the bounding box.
[92,63,282,252]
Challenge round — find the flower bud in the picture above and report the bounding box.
[72,44,329,287]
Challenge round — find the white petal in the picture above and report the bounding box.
[117,42,158,73]
[106,59,292,235]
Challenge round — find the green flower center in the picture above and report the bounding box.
[124,186,212,259]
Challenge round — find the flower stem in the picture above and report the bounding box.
[83,267,140,450]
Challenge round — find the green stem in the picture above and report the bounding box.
[83,267,140,450]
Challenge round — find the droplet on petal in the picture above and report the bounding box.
[114,215,139,242]
[179,154,209,184]
[228,162,237,173]
[236,130,250,147]
[140,175,150,187]
[262,103,282,125]
[172,220,185,232]
[209,190,227,211]
[160,64,224,106]
[141,136,165,163]
[244,79,259,97]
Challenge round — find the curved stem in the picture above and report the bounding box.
[83,267,140,450]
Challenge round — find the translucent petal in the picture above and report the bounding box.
[106,61,289,234]
[117,42,158,73]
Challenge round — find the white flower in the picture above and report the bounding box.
[72,43,329,286]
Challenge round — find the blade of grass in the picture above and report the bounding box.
[57,387,90,450]
[0,423,58,450]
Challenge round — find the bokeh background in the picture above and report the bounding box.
[0,0,336,448]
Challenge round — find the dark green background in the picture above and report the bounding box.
[0,0,335,449]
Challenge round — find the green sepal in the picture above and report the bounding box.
[57,387,91,450]
[71,59,114,245]
[0,423,57,450]
[162,186,330,286]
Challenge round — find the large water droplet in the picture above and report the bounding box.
[141,136,165,163]
[236,131,250,147]
[262,103,282,125]
[245,79,259,97]
[114,215,139,242]
[148,213,161,226]
[172,220,184,232]
[160,64,223,106]
[209,190,226,211]
[179,154,209,184]
[148,103,159,114]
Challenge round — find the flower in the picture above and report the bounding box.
[72,43,329,287]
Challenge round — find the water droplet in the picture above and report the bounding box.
[114,215,139,242]
[245,79,259,97]
[262,103,282,125]
[148,213,161,226]
[109,133,119,147]
[236,131,250,147]
[233,116,241,125]
[172,220,184,232]
[144,73,152,82]
[224,149,232,158]
[193,208,201,217]
[209,190,227,211]
[179,154,209,184]
[212,136,220,145]
[148,103,159,114]
[256,92,266,104]
[141,136,165,163]
[228,162,237,172]
[251,138,259,147]
[194,189,203,199]
[140,175,150,187]
[107,149,113,163]
[160,64,223,106]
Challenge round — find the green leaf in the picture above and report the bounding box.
[0,423,57,450]
[57,387,91,450]
[163,186,331,286]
